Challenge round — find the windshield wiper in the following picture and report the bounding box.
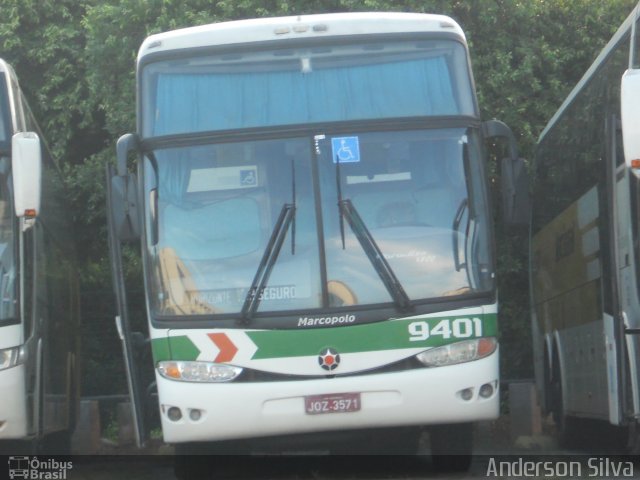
[334,154,411,312]
[452,197,477,289]
[338,199,412,312]
[240,158,297,324]
[240,203,295,324]
[452,198,468,272]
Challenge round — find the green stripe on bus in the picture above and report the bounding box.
[152,335,201,362]
[170,335,201,360]
[151,337,171,363]
[151,313,497,362]
[247,313,497,360]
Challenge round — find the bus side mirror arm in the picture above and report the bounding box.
[482,120,530,227]
[109,133,141,242]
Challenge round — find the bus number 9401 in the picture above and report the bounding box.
[408,318,483,342]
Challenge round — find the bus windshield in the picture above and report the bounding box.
[144,127,494,318]
[141,39,475,137]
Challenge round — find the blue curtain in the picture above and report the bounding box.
[153,56,459,136]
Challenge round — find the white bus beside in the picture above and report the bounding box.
[0,60,80,453]
[531,2,640,450]
[108,12,527,467]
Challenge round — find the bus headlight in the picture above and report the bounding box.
[0,346,22,371]
[416,337,497,367]
[157,361,243,383]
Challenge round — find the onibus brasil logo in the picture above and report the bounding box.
[8,456,72,480]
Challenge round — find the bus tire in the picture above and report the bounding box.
[429,423,472,472]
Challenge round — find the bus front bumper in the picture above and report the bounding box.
[156,351,499,444]
[0,365,28,439]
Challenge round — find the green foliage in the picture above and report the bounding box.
[0,0,101,160]
[0,0,637,391]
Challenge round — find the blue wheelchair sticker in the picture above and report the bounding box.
[239,169,257,186]
[331,136,360,163]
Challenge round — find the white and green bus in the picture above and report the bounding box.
[531,2,640,450]
[0,59,80,453]
[108,12,527,464]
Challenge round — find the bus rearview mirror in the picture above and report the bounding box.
[12,132,42,223]
[110,132,141,241]
[109,174,141,242]
[482,120,530,226]
[117,133,139,176]
[621,69,640,175]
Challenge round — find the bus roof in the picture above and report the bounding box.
[138,12,466,62]
[538,3,640,143]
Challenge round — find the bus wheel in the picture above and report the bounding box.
[429,423,472,472]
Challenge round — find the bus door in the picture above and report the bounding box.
[607,112,636,425]
[624,6,640,425]
[106,152,149,447]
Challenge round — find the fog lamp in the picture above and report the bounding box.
[460,388,474,401]
[167,407,182,422]
[479,382,495,398]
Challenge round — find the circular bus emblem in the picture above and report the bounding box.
[318,348,341,371]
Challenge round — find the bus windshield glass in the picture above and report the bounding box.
[144,127,493,318]
[141,39,475,137]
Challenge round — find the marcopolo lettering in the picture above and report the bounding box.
[298,314,356,327]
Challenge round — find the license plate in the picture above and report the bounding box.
[304,392,361,415]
